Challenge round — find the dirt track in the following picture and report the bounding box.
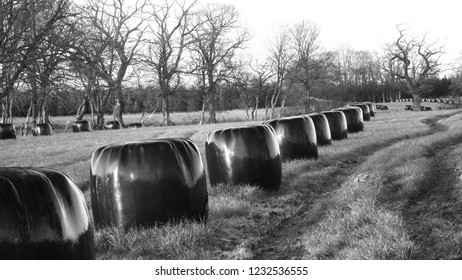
[402,131,462,259]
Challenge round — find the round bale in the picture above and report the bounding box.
[104,120,121,130]
[351,103,371,121]
[365,102,376,117]
[321,111,348,140]
[128,123,143,128]
[0,123,16,140]
[72,120,92,132]
[90,138,208,228]
[307,113,332,146]
[0,167,95,259]
[205,124,282,190]
[336,107,364,133]
[32,123,52,136]
[264,116,318,161]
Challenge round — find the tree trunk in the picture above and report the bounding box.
[38,85,49,124]
[305,86,311,113]
[209,101,217,123]
[278,93,287,118]
[41,97,49,124]
[8,96,13,123]
[199,101,206,125]
[90,91,105,130]
[76,97,89,121]
[411,90,421,111]
[251,96,259,120]
[1,94,12,123]
[112,83,125,127]
[264,91,270,120]
[96,94,105,129]
[270,87,281,120]
[161,95,174,126]
[28,72,38,125]
[27,94,37,125]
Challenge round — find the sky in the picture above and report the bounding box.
[76,0,462,75]
[207,0,462,74]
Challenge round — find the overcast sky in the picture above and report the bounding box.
[208,0,462,74]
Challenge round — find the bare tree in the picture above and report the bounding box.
[248,59,272,120]
[68,16,112,129]
[190,3,250,124]
[142,0,197,126]
[78,0,146,127]
[0,0,71,123]
[289,20,333,112]
[265,25,293,120]
[26,11,75,126]
[383,25,443,110]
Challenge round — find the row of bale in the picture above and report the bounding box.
[0,122,54,139]
[393,98,452,103]
[0,118,132,139]
[0,102,375,259]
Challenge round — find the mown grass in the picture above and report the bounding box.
[2,102,461,259]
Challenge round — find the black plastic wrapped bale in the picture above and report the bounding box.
[0,167,95,260]
[0,123,16,140]
[335,107,364,133]
[128,123,143,128]
[351,103,371,121]
[365,102,376,117]
[72,120,92,132]
[264,116,318,161]
[321,111,348,140]
[90,138,208,228]
[104,120,121,130]
[32,123,52,136]
[205,124,282,190]
[306,113,332,146]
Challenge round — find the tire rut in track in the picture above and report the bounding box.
[402,132,462,259]
[250,113,459,260]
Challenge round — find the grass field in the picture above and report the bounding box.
[2,101,462,259]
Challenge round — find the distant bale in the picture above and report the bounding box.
[264,116,318,161]
[104,120,121,130]
[205,124,281,191]
[351,103,371,121]
[0,124,16,140]
[365,102,376,117]
[306,113,332,146]
[128,123,143,128]
[376,104,388,110]
[336,107,364,133]
[72,120,92,132]
[321,111,348,140]
[32,123,52,136]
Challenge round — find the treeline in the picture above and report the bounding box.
[9,75,453,117]
[1,0,460,128]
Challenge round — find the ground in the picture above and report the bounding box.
[2,101,462,260]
